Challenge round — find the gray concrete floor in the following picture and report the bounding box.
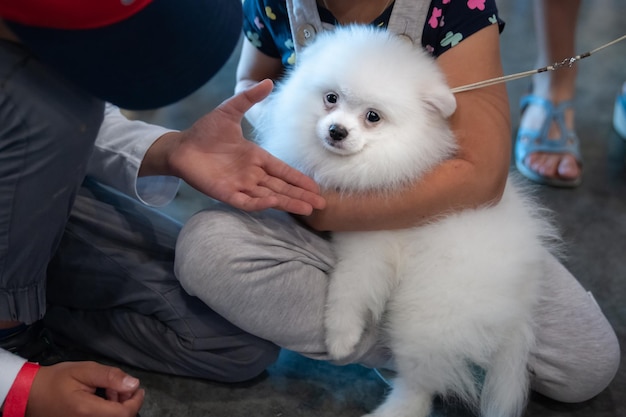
[121,1,626,416]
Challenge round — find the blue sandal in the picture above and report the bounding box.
[613,82,626,139]
[515,95,583,188]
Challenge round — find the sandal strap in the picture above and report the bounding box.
[516,95,581,162]
[520,94,555,111]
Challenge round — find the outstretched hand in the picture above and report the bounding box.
[26,361,144,417]
[141,79,326,215]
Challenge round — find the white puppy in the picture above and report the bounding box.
[256,25,558,417]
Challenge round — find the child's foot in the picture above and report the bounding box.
[515,95,582,187]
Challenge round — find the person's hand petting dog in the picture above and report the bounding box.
[139,79,326,216]
[26,362,143,417]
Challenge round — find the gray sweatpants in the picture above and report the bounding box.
[175,204,620,403]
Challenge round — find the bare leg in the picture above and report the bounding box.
[518,0,582,183]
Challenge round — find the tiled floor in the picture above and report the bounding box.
[118,1,626,416]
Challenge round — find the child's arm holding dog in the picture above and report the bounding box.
[236,23,512,231]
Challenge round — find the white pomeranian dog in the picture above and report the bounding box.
[256,25,559,417]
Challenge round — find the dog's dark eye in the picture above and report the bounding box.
[325,93,338,104]
[366,110,381,123]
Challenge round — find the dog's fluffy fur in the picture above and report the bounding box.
[256,25,558,417]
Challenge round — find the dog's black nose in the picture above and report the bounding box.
[328,124,348,141]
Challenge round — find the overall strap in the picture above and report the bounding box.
[286,0,432,58]
[286,0,325,56]
[387,0,430,45]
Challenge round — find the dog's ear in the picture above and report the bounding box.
[423,83,457,119]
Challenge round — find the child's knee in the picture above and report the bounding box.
[175,207,249,294]
[532,334,620,403]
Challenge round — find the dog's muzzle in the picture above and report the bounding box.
[328,124,348,141]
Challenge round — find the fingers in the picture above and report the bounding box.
[255,148,326,208]
[218,79,274,120]
[28,362,144,417]
[242,78,274,104]
[226,176,325,215]
[75,388,144,417]
[76,362,140,395]
[80,364,144,417]
[258,175,326,210]
[121,388,144,414]
[229,193,314,216]
[265,158,322,195]
[79,365,143,417]
[261,156,326,213]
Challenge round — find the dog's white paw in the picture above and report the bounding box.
[325,320,364,360]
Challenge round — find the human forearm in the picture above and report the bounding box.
[302,153,506,232]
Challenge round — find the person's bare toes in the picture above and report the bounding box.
[557,154,581,180]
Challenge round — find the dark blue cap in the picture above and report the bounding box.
[5,0,243,110]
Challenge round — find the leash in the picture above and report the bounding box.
[450,34,626,94]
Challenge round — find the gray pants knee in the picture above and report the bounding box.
[175,204,620,402]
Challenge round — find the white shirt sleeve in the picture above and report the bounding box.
[87,103,181,207]
[0,349,27,408]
